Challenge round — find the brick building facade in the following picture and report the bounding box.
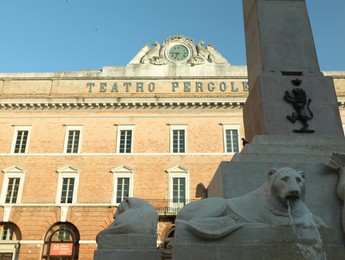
[0,35,344,259]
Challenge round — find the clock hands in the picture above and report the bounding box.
[168,44,189,61]
[171,52,180,59]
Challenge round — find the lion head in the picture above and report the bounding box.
[267,167,305,211]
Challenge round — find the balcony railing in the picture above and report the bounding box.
[146,199,198,215]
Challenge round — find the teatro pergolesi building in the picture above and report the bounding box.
[0,35,344,260]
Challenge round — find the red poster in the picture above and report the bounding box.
[50,243,73,256]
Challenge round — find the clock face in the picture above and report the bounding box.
[168,44,190,62]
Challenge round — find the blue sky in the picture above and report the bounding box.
[0,0,344,72]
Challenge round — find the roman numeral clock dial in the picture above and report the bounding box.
[168,44,190,62]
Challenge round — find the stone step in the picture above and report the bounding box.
[250,135,344,146]
[242,143,344,155]
[231,152,328,163]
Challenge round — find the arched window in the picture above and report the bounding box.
[162,225,175,246]
[0,222,21,259]
[42,222,80,260]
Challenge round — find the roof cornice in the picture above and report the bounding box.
[0,97,246,110]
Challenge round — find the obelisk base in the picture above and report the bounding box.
[94,234,160,260]
[243,71,343,142]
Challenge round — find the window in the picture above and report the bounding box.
[60,178,75,204]
[111,166,134,204]
[169,124,187,153]
[116,177,130,203]
[222,124,240,153]
[0,223,21,259]
[63,125,83,154]
[66,131,80,153]
[1,226,13,240]
[167,165,190,214]
[172,177,185,203]
[56,166,79,205]
[119,130,132,153]
[11,126,31,154]
[42,223,80,260]
[116,124,134,153]
[5,178,20,204]
[1,166,26,205]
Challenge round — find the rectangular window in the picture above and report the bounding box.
[172,129,185,153]
[119,130,132,153]
[66,130,80,153]
[172,177,185,203]
[1,226,13,240]
[0,253,13,260]
[225,129,239,153]
[116,177,130,203]
[60,178,75,204]
[11,126,31,154]
[14,130,29,153]
[5,178,20,204]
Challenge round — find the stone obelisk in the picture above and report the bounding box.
[173,1,345,259]
[242,0,344,142]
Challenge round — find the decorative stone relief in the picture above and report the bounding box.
[284,87,315,133]
[326,152,345,233]
[96,198,158,248]
[138,35,228,66]
[140,41,168,65]
[176,167,325,240]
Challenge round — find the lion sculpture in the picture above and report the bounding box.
[96,198,158,246]
[176,167,325,240]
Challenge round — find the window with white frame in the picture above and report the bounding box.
[111,166,134,204]
[222,124,240,153]
[172,177,186,203]
[63,125,83,154]
[1,225,13,240]
[116,124,135,153]
[167,165,190,214]
[56,166,79,204]
[169,124,187,153]
[1,166,26,205]
[11,125,31,154]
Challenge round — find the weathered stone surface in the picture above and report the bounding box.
[173,226,345,260]
[207,160,342,229]
[243,0,319,86]
[94,198,160,260]
[243,72,344,142]
[94,248,160,260]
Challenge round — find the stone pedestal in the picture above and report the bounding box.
[208,135,345,230]
[242,0,344,142]
[173,224,345,260]
[94,234,160,260]
[173,135,345,259]
[243,72,344,142]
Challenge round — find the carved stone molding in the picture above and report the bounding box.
[137,35,229,66]
[326,152,345,233]
[0,98,245,110]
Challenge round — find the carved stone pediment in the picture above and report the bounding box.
[129,35,229,66]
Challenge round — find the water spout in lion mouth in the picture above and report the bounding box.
[287,198,305,217]
[287,200,327,260]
